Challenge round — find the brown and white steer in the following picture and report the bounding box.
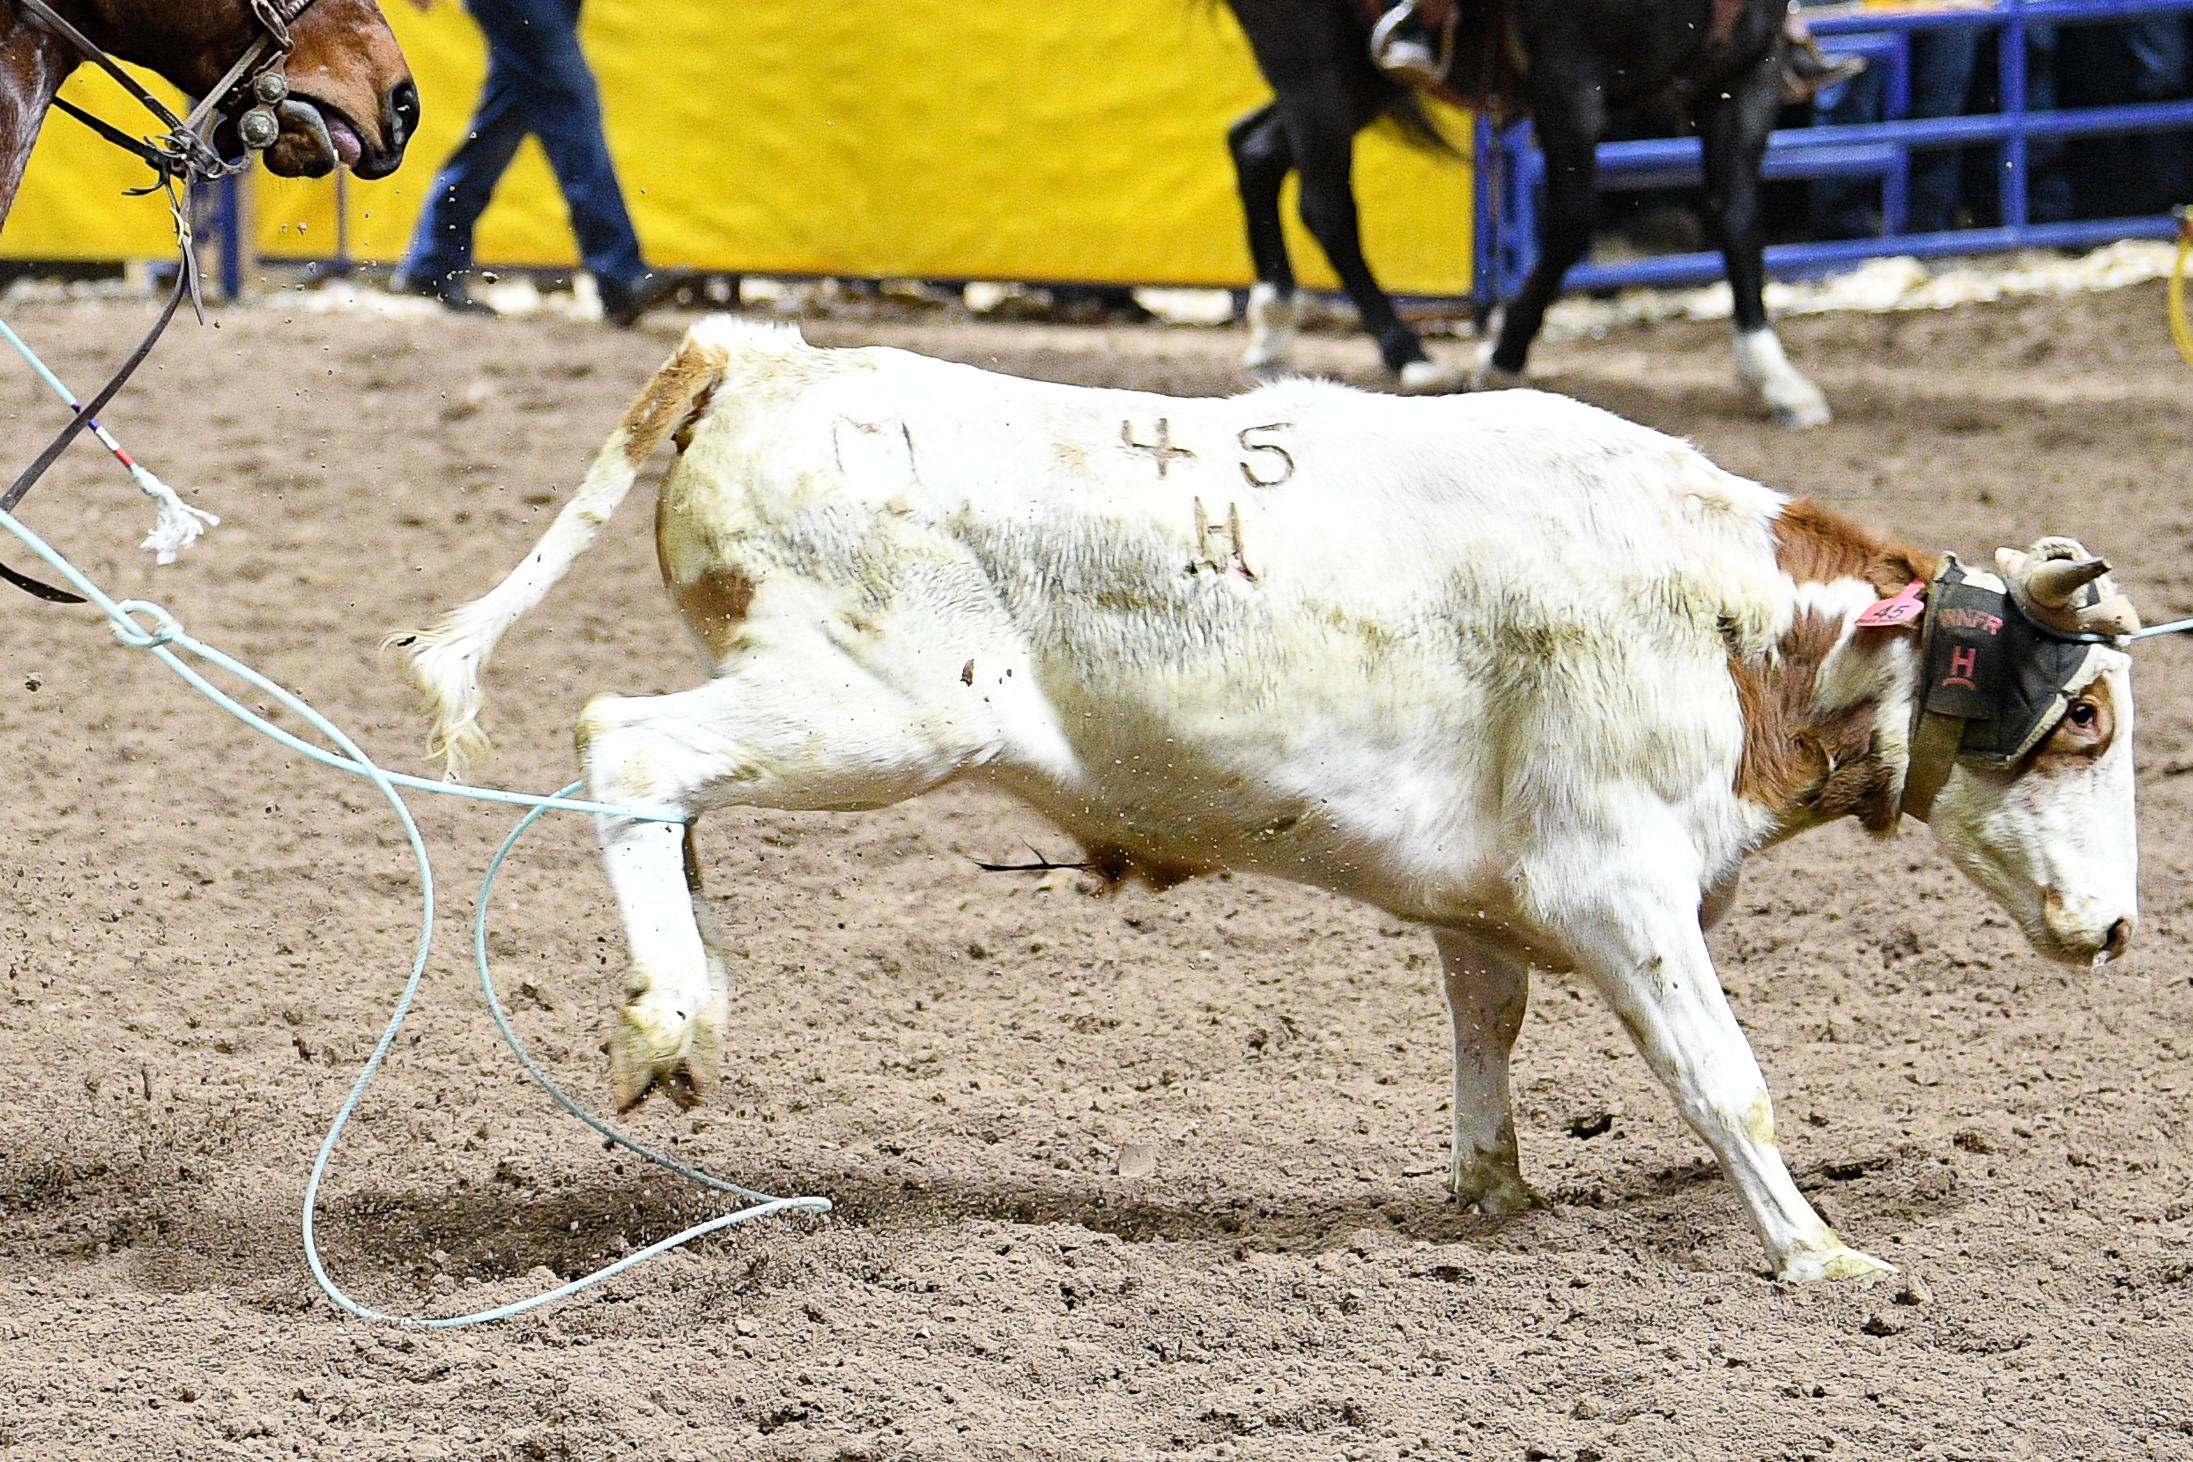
[395,319,2139,1281]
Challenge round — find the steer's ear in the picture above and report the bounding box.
[1864,545,1934,603]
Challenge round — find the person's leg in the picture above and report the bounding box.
[470,0,647,289]
[2123,18,2190,214]
[1810,61,1884,238]
[396,19,533,288]
[1906,26,1980,233]
[2025,24,2073,225]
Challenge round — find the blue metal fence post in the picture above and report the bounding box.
[2003,0,2030,233]
[218,175,243,301]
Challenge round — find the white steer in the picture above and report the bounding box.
[396,319,2140,1281]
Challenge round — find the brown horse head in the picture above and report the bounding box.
[55,0,416,179]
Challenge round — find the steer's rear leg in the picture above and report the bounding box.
[1434,930,1541,1214]
[581,667,996,1109]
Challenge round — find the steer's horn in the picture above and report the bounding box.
[1996,538,2142,637]
[2026,555,2111,608]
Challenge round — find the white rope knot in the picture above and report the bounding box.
[129,463,219,564]
[110,598,183,649]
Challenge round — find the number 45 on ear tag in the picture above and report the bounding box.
[1855,579,1926,628]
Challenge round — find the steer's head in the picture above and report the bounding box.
[1924,539,2139,968]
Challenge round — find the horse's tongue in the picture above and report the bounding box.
[323,114,362,168]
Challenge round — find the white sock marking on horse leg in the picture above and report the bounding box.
[1734,327,1832,429]
[1242,282,1298,377]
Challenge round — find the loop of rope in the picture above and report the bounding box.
[110,598,183,648]
[0,488,827,1327]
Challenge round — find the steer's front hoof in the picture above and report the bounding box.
[1776,1241,1897,1283]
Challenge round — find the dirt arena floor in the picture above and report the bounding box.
[2,283,2193,1462]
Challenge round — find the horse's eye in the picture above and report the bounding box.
[2069,701,2099,730]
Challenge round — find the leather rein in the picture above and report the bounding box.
[0,0,317,600]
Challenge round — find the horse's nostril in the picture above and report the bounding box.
[2104,918,2132,961]
[388,77,420,150]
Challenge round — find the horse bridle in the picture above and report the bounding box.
[20,0,318,184]
[0,0,319,600]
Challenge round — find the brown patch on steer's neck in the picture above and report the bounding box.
[1731,500,1937,838]
[1771,498,1934,596]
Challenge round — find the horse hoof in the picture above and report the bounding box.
[1447,1153,1543,1216]
[1734,328,1832,430]
[1398,359,1465,395]
[1771,396,1834,430]
[1243,357,1300,385]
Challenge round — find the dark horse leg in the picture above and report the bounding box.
[1694,51,1831,427]
[1279,89,1463,392]
[1222,0,1461,393]
[1229,102,1303,379]
[1480,53,1606,385]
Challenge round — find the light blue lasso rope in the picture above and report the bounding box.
[0,490,826,1327]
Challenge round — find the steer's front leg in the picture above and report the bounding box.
[1533,832,1892,1281]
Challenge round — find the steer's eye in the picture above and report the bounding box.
[2068,700,2099,730]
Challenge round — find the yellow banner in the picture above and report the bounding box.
[8,2,1474,295]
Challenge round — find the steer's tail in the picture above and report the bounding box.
[387,330,732,776]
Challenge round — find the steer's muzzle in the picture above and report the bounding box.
[2039,888,2137,967]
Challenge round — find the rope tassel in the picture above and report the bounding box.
[0,318,219,562]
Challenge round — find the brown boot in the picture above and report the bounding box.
[1782,37,1866,103]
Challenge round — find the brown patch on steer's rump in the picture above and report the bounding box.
[1729,500,1938,834]
[619,340,729,467]
[666,562,758,662]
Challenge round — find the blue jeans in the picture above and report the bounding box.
[1812,27,1980,237]
[2124,18,2191,212]
[399,0,644,288]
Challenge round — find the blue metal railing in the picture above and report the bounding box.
[1473,0,2193,303]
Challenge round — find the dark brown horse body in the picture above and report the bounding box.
[0,0,415,222]
[1224,0,1833,426]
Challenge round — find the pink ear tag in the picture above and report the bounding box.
[1855,579,1926,628]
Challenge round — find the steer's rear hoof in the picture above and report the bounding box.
[1398,358,1466,396]
[1447,1151,1543,1216]
[610,994,715,1112]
